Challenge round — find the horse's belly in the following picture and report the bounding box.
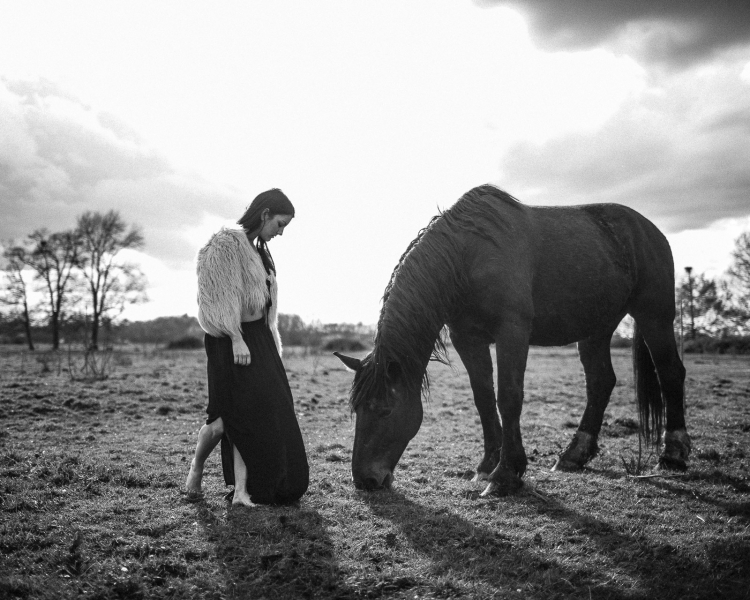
[529,297,626,346]
[529,318,596,346]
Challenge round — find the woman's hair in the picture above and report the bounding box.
[237,188,295,274]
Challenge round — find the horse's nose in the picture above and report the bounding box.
[353,471,393,491]
[362,476,382,490]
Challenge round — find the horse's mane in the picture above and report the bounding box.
[350,185,521,411]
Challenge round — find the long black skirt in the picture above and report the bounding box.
[204,320,308,504]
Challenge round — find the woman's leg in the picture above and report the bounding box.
[231,444,255,507]
[185,417,224,494]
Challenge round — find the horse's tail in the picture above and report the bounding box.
[632,322,664,444]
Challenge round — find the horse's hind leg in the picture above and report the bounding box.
[449,329,502,481]
[632,314,690,469]
[553,331,617,472]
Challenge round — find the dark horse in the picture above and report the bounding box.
[336,185,690,496]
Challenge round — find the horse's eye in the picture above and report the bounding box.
[368,403,392,418]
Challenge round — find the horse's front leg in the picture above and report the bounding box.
[449,328,502,481]
[481,321,530,497]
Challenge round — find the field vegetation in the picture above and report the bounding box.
[1,344,748,599]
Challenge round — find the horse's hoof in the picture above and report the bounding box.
[472,471,489,483]
[551,457,583,472]
[555,431,598,472]
[660,429,691,471]
[480,482,498,497]
[658,455,688,471]
[479,476,523,497]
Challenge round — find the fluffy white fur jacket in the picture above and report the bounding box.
[196,228,282,355]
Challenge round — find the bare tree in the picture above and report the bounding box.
[75,211,146,349]
[24,229,81,350]
[1,243,36,350]
[728,231,750,297]
[723,230,750,333]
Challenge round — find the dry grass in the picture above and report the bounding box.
[1,344,749,599]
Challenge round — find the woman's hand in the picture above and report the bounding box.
[231,337,251,366]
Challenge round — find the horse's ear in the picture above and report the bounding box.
[334,352,361,372]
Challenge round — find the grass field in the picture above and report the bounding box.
[1,344,749,599]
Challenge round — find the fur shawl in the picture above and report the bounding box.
[196,228,281,355]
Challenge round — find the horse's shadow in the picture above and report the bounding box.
[191,497,353,599]
[582,463,750,524]
[361,485,750,599]
[649,470,750,522]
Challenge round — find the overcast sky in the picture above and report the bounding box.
[2,0,749,324]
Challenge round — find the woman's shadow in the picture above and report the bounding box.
[192,499,355,599]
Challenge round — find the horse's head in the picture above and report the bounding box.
[335,352,423,490]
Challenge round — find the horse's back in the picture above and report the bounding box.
[464,188,669,271]
[470,193,674,292]
[530,202,670,273]
[456,189,676,344]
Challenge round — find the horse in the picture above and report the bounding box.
[336,185,691,496]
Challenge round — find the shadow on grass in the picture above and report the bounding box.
[587,464,750,524]
[646,468,750,523]
[192,499,354,600]
[529,487,749,599]
[361,488,631,599]
[362,487,750,599]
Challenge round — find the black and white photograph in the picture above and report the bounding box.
[1,1,749,598]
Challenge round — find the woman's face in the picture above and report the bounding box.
[260,213,293,242]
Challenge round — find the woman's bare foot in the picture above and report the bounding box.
[185,459,203,495]
[232,489,256,508]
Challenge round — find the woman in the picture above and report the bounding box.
[185,188,308,506]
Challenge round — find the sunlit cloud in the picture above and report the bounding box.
[498,55,750,232]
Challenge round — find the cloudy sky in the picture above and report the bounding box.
[2,0,749,325]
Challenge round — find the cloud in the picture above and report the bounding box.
[497,59,750,232]
[0,77,244,265]
[477,0,750,67]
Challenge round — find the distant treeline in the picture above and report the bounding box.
[0,313,198,346]
[681,335,750,355]
[4,312,750,354]
[610,332,750,354]
[0,313,374,351]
